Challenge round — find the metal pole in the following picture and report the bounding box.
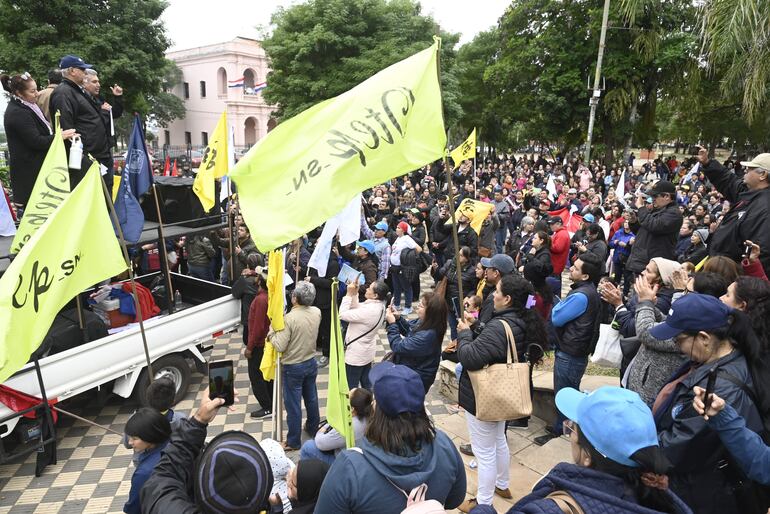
[152,184,176,313]
[100,178,154,379]
[74,295,89,343]
[444,151,465,321]
[584,0,611,165]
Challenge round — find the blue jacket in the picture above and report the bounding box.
[609,228,635,264]
[125,441,168,514]
[386,318,441,392]
[315,431,466,514]
[470,462,692,514]
[709,403,770,485]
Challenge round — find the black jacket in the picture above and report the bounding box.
[656,351,762,514]
[522,246,553,285]
[457,309,527,416]
[702,159,770,275]
[308,255,341,309]
[431,258,477,310]
[626,203,683,273]
[447,224,478,260]
[92,93,123,147]
[50,78,111,181]
[3,98,55,205]
[678,242,708,265]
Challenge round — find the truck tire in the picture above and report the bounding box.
[134,354,191,406]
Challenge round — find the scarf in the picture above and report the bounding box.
[14,96,51,134]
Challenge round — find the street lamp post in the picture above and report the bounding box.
[584,0,612,165]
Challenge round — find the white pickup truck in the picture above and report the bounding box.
[0,271,240,438]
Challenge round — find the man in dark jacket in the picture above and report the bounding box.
[535,252,602,446]
[50,55,114,188]
[141,394,274,513]
[83,69,123,148]
[307,251,341,366]
[697,149,770,275]
[339,240,379,301]
[625,181,683,276]
[185,234,216,281]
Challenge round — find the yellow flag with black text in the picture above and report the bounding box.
[230,39,446,251]
[0,164,127,383]
[193,111,229,212]
[449,128,476,166]
[448,197,495,235]
[10,112,70,254]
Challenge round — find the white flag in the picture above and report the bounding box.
[546,174,557,200]
[307,194,361,276]
[615,170,627,207]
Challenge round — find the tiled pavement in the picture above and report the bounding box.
[0,273,574,513]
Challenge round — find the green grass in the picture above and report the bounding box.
[536,351,620,377]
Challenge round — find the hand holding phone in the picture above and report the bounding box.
[703,368,718,414]
[208,360,235,406]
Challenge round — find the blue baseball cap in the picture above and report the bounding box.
[59,55,93,70]
[649,293,731,341]
[356,240,375,254]
[583,213,595,223]
[369,363,425,417]
[374,221,389,232]
[556,387,658,467]
[479,254,515,275]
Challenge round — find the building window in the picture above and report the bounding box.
[200,81,206,98]
[164,130,170,146]
[201,132,209,146]
[184,131,192,145]
[183,82,190,99]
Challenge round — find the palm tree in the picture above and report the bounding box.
[620,0,770,122]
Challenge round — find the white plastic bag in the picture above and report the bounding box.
[590,322,622,368]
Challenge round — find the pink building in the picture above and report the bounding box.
[163,37,277,149]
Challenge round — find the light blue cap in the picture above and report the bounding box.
[556,386,659,467]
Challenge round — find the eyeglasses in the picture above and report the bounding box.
[563,419,577,437]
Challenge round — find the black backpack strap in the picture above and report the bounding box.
[717,368,760,407]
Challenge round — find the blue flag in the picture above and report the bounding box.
[114,115,152,243]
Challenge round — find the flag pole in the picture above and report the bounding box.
[152,184,176,313]
[100,178,154,380]
[294,239,302,285]
[228,209,235,284]
[444,144,465,321]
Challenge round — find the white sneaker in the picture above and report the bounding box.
[402,307,413,315]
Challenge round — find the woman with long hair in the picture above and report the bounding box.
[385,291,448,393]
[455,275,548,512]
[315,364,466,513]
[521,231,554,320]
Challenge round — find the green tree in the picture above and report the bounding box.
[262,0,462,127]
[621,0,770,123]
[0,0,184,128]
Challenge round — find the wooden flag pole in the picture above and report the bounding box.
[228,209,236,283]
[152,184,176,313]
[444,149,465,321]
[101,178,154,380]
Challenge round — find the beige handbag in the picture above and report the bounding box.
[468,319,532,421]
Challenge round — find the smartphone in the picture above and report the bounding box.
[703,368,718,413]
[208,360,235,406]
[744,243,753,257]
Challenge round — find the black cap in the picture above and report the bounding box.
[547,216,563,225]
[648,181,676,196]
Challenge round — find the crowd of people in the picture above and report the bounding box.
[4,56,770,513]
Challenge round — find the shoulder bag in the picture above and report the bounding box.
[468,319,532,421]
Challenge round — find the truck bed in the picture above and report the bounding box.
[0,272,240,436]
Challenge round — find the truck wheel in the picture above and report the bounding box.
[134,354,191,406]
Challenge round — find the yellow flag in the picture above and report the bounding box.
[112,175,121,202]
[449,128,476,166]
[260,250,286,382]
[0,164,127,383]
[10,112,70,254]
[447,198,495,235]
[230,39,446,251]
[192,111,229,212]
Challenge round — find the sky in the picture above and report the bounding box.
[162,0,511,50]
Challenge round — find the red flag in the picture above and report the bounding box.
[0,385,58,422]
[171,159,178,177]
[549,206,583,236]
[163,155,170,176]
